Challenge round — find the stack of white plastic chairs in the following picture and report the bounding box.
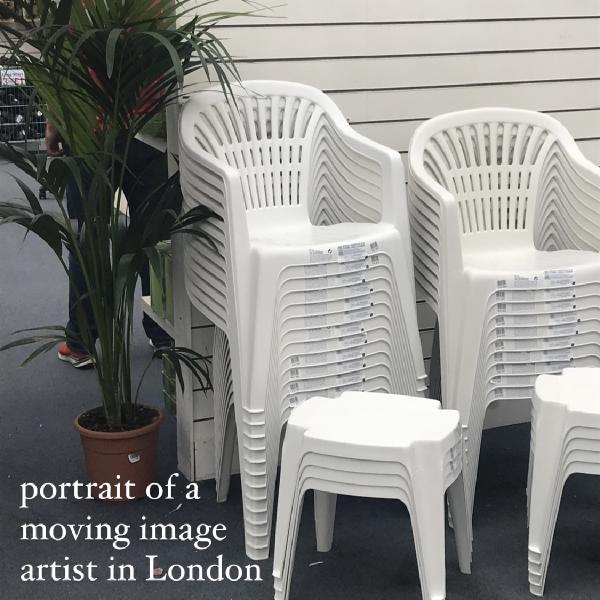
[407,107,600,555]
[273,391,471,600]
[179,81,427,559]
[528,368,600,597]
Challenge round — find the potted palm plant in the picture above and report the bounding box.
[0,0,247,498]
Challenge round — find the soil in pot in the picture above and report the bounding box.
[75,406,164,501]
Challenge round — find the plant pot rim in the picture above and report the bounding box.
[74,406,164,440]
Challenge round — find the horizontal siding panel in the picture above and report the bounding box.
[216,0,600,25]
[225,50,600,92]
[218,19,600,60]
[326,80,600,122]
[352,109,600,152]
[576,138,600,163]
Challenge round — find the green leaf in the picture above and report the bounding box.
[12,175,42,214]
[21,339,65,366]
[106,28,123,79]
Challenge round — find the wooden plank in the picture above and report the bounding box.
[214,0,600,25]
[192,324,215,356]
[217,19,600,60]
[172,233,196,480]
[222,49,600,93]
[193,389,214,420]
[326,80,600,122]
[140,296,174,339]
[193,419,216,480]
[352,109,600,152]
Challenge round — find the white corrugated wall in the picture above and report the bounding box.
[183,0,600,371]
[176,0,600,476]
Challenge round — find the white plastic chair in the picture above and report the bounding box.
[408,108,600,551]
[272,391,471,600]
[528,368,600,596]
[179,81,427,559]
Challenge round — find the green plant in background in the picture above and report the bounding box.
[0,0,255,429]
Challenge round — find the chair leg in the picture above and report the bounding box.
[447,473,472,574]
[314,490,337,552]
[409,461,447,600]
[238,415,269,560]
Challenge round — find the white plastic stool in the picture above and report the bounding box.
[272,391,471,600]
[527,368,600,596]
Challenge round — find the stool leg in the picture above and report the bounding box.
[527,409,565,597]
[314,491,337,552]
[447,472,472,574]
[273,427,305,600]
[410,457,447,600]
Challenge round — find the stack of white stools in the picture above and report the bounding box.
[528,368,600,596]
[179,81,427,559]
[273,391,471,600]
[408,108,600,547]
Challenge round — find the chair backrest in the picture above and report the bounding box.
[412,108,559,236]
[185,81,332,211]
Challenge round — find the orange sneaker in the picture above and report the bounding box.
[57,343,94,369]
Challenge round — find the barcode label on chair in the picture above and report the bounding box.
[336,372,363,385]
[339,333,368,347]
[304,276,325,289]
[345,296,371,310]
[289,352,328,368]
[304,289,328,302]
[336,322,363,336]
[305,302,328,315]
[336,347,364,361]
[338,359,364,373]
[304,315,328,328]
[309,248,335,263]
[544,349,573,361]
[337,242,366,262]
[544,269,574,285]
[304,263,328,276]
[497,270,576,291]
[343,307,371,323]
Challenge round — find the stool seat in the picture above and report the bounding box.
[272,391,472,600]
[527,368,600,596]
[294,393,454,449]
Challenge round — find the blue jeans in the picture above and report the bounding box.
[65,138,170,352]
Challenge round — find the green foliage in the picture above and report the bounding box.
[0,0,250,429]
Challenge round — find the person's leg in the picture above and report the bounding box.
[122,138,172,346]
[60,173,96,366]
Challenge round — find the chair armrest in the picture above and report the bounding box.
[307,111,406,227]
[407,139,464,314]
[178,107,251,332]
[535,137,600,252]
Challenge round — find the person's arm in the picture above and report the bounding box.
[45,123,64,156]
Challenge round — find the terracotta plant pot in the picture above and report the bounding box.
[74,407,164,500]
